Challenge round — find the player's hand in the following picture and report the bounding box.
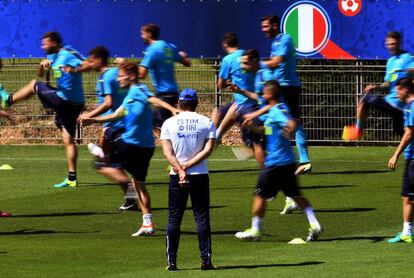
[226,83,241,93]
[388,155,398,170]
[181,162,190,171]
[171,108,180,116]
[39,60,51,70]
[61,66,76,74]
[283,121,295,139]
[178,51,188,58]
[114,57,126,66]
[80,118,95,127]
[242,113,255,126]
[177,169,188,186]
[363,84,377,93]
[77,113,89,123]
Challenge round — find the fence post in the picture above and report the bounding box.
[213,57,221,109]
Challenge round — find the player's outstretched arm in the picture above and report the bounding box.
[161,139,187,184]
[78,95,113,123]
[227,84,259,101]
[148,96,179,115]
[389,126,413,169]
[178,51,191,67]
[181,138,215,170]
[80,106,124,126]
[242,104,272,125]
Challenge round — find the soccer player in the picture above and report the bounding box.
[161,88,216,271]
[226,49,273,167]
[260,15,311,176]
[387,77,414,243]
[343,31,414,141]
[139,23,191,133]
[0,31,86,188]
[0,58,12,218]
[212,33,261,164]
[81,62,156,236]
[234,81,322,241]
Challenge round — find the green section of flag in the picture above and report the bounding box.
[285,8,299,48]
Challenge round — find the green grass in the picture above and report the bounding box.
[0,145,414,277]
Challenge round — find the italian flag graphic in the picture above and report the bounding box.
[282,1,355,59]
[284,3,328,53]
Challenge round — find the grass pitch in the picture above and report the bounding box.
[0,145,414,277]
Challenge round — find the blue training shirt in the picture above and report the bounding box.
[96,67,127,129]
[140,40,181,93]
[254,68,273,122]
[48,46,85,104]
[384,52,414,110]
[120,84,155,148]
[270,33,301,87]
[263,103,296,167]
[219,49,256,107]
[404,99,414,160]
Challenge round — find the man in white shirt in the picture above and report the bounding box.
[161,88,216,271]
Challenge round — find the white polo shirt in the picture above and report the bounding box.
[160,111,216,175]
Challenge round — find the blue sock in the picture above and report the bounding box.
[295,125,310,164]
[356,119,364,131]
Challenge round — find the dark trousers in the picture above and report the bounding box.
[166,174,212,264]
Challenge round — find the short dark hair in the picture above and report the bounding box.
[119,61,138,82]
[397,77,414,92]
[263,80,281,100]
[222,32,238,47]
[178,100,198,111]
[386,31,402,41]
[261,15,280,26]
[88,46,109,66]
[42,31,63,45]
[142,23,160,40]
[243,49,260,62]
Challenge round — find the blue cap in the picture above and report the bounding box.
[179,88,198,101]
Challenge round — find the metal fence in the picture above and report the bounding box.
[0,58,398,144]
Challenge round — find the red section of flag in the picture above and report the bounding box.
[313,7,326,49]
[320,40,355,59]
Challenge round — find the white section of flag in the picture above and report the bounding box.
[298,4,314,52]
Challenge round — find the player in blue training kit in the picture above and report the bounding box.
[139,23,191,132]
[388,78,414,243]
[0,31,86,188]
[226,49,273,167]
[81,62,156,237]
[260,15,311,176]
[0,58,12,217]
[213,33,262,164]
[343,31,414,141]
[234,81,322,242]
[75,46,140,211]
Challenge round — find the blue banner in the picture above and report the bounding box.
[0,0,413,59]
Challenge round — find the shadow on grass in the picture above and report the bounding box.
[0,229,99,236]
[12,211,120,218]
[267,207,375,213]
[314,207,375,213]
[156,229,237,235]
[319,236,388,243]
[301,184,355,190]
[183,261,324,270]
[210,169,258,174]
[152,205,226,211]
[79,181,169,187]
[311,170,389,175]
